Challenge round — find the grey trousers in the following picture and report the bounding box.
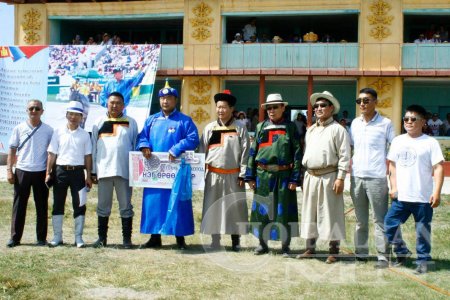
[350,176,389,260]
[97,176,134,218]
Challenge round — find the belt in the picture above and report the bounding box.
[257,163,292,172]
[306,166,337,176]
[57,165,85,171]
[207,165,240,174]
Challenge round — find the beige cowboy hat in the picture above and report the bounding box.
[310,91,340,114]
[261,93,288,108]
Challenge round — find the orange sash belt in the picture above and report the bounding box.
[207,165,240,174]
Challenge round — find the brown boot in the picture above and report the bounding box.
[326,240,340,264]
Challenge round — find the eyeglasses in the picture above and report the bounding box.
[28,106,42,112]
[313,103,330,109]
[266,105,279,111]
[356,97,373,105]
[403,116,422,122]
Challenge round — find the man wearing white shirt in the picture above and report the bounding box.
[385,104,444,274]
[46,101,92,248]
[350,88,396,268]
[6,100,53,247]
[91,92,138,249]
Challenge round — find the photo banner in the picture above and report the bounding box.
[0,44,160,154]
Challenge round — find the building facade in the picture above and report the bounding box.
[4,0,450,149]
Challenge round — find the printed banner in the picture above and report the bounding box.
[0,44,160,154]
[129,151,205,190]
[0,46,49,153]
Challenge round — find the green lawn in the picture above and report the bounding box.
[0,183,449,299]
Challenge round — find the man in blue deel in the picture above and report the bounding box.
[136,80,199,250]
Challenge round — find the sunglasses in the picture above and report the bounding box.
[313,103,330,109]
[356,97,373,105]
[266,105,280,111]
[28,106,42,112]
[403,116,422,122]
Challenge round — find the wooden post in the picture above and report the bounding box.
[307,75,314,127]
[259,75,265,122]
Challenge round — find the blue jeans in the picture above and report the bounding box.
[384,199,433,262]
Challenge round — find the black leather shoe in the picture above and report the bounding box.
[393,251,412,267]
[254,245,269,255]
[7,240,20,248]
[93,238,107,248]
[176,237,188,250]
[36,240,47,246]
[374,260,389,269]
[414,263,428,274]
[142,236,162,248]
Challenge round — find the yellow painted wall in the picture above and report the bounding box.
[46,1,184,16]
[181,76,221,134]
[220,0,360,12]
[359,0,403,71]
[184,0,221,70]
[358,77,403,134]
[403,0,450,9]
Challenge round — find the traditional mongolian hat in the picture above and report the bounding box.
[310,91,340,114]
[214,89,236,107]
[158,78,179,98]
[261,93,288,108]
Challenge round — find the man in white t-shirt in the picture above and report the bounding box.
[385,104,444,274]
[46,101,92,248]
[427,113,443,136]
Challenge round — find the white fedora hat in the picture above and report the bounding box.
[261,93,288,108]
[66,101,84,114]
[310,91,340,114]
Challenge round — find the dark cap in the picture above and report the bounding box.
[113,68,122,73]
[214,90,236,106]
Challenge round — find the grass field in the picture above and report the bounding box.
[0,182,449,299]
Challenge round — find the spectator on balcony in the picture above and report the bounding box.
[259,33,271,43]
[321,33,335,43]
[428,34,441,43]
[243,18,257,42]
[438,25,449,42]
[101,33,113,46]
[427,113,444,136]
[414,34,427,44]
[232,33,244,44]
[72,34,84,45]
[272,36,283,43]
[86,36,96,45]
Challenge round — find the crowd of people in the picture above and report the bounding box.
[413,25,450,43]
[5,83,445,275]
[230,18,347,44]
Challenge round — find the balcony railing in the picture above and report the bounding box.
[158,43,450,73]
[402,43,450,69]
[159,44,184,70]
[221,43,359,69]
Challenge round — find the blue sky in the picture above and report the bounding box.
[0,3,14,45]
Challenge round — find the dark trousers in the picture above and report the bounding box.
[52,167,86,218]
[385,199,433,262]
[11,169,49,242]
